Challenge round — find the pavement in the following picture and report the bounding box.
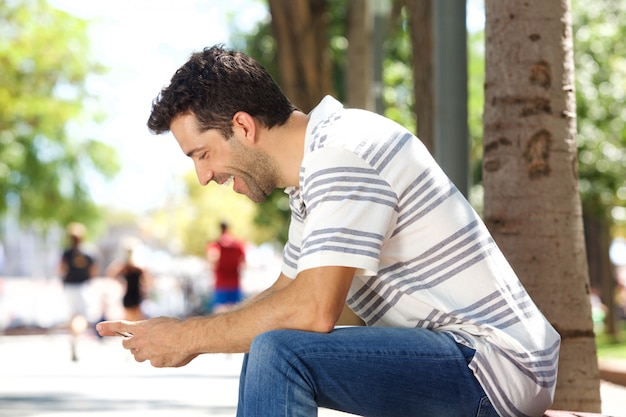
[0,332,625,417]
[0,332,355,417]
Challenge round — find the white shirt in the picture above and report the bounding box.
[282,96,560,417]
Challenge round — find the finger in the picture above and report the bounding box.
[174,355,197,368]
[121,336,137,350]
[96,320,135,337]
[132,349,147,363]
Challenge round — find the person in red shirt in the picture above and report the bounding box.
[206,222,246,313]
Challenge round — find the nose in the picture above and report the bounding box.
[196,166,214,186]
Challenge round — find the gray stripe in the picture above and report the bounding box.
[398,237,496,290]
[473,356,535,417]
[366,248,495,324]
[489,341,559,387]
[301,228,384,263]
[301,244,380,259]
[306,165,381,179]
[282,242,299,270]
[368,132,412,169]
[393,182,457,238]
[374,132,413,171]
[305,179,396,201]
[349,221,483,312]
[308,227,383,241]
[308,194,397,212]
[405,247,495,292]
[306,235,382,251]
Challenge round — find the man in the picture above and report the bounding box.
[97,45,560,417]
[206,222,246,313]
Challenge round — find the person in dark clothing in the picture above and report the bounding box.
[59,222,97,361]
[106,240,151,322]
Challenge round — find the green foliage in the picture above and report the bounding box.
[0,0,119,232]
[572,0,626,226]
[253,189,291,245]
[467,30,485,187]
[231,1,422,245]
[148,171,277,256]
[383,8,416,133]
[596,321,626,359]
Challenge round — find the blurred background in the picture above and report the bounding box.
[1,0,626,414]
[2,0,624,338]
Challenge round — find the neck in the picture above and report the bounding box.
[262,110,309,188]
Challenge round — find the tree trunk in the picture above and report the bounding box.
[584,210,618,338]
[403,0,434,152]
[268,0,333,112]
[483,0,601,412]
[346,0,373,110]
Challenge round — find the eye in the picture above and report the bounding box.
[199,152,209,161]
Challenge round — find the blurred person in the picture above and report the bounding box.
[106,239,152,322]
[59,222,97,361]
[615,281,626,321]
[206,222,246,313]
[590,287,607,332]
[97,45,560,417]
[0,242,5,273]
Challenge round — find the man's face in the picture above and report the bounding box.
[170,113,278,203]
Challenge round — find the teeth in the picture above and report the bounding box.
[223,176,234,187]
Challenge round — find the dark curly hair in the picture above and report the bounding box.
[147,44,298,138]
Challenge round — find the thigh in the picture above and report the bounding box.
[276,327,490,417]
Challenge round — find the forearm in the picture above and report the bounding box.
[183,276,303,353]
[182,269,349,354]
[99,267,355,367]
[229,273,287,310]
[182,300,280,354]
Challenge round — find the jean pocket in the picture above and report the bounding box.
[476,395,499,417]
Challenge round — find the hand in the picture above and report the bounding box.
[96,317,199,368]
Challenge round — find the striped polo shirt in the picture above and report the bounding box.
[282,96,560,417]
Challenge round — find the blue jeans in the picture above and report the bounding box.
[236,327,499,417]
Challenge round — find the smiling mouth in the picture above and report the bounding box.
[222,175,235,187]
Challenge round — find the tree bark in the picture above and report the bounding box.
[483,0,601,411]
[404,0,434,152]
[268,0,333,112]
[584,211,618,338]
[346,0,373,110]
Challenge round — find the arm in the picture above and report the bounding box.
[206,243,220,270]
[89,259,99,280]
[96,265,356,367]
[104,261,125,286]
[58,256,68,278]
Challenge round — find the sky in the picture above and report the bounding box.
[49,0,484,214]
[49,0,269,213]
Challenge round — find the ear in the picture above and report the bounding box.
[232,112,257,144]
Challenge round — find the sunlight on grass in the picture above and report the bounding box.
[595,322,626,359]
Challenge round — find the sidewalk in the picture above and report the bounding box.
[0,333,354,417]
[0,333,625,417]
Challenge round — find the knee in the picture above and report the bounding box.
[249,330,296,363]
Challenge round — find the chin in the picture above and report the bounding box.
[249,195,267,204]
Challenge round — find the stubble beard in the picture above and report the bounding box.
[230,138,279,203]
